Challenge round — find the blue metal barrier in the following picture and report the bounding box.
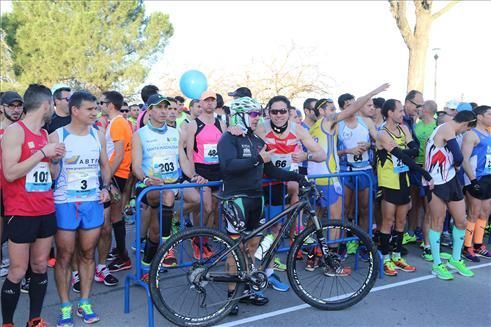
[124,172,378,327]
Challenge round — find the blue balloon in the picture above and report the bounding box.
[179,70,208,100]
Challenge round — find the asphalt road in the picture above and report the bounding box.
[5,228,491,327]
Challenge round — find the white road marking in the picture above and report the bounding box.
[217,262,491,327]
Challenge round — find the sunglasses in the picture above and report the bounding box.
[409,99,423,109]
[246,111,262,118]
[270,109,288,115]
[120,109,129,113]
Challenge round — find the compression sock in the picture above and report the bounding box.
[392,231,404,253]
[1,278,21,324]
[113,220,127,258]
[161,205,174,239]
[379,232,391,256]
[464,221,475,248]
[429,229,442,266]
[473,219,487,246]
[28,272,48,319]
[452,225,466,261]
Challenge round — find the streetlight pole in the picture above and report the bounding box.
[432,48,441,101]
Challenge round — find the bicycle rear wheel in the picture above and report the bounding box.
[149,227,246,326]
[287,221,379,310]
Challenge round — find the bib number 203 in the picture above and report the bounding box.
[159,162,175,173]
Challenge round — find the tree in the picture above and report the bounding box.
[0,29,18,90]
[1,0,173,94]
[389,0,458,92]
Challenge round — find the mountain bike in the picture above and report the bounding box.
[148,182,379,326]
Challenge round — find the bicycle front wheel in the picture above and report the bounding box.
[287,221,379,310]
[149,227,246,326]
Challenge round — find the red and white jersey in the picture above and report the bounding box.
[424,125,455,185]
[263,121,301,171]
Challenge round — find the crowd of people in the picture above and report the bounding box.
[0,81,489,326]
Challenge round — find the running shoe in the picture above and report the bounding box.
[474,245,491,259]
[346,240,358,255]
[383,260,397,276]
[291,240,303,260]
[305,247,322,271]
[273,257,286,271]
[239,290,269,306]
[358,245,370,262]
[57,305,73,327]
[324,265,352,277]
[162,247,177,267]
[1,258,10,268]
[131,239,146,253]
[440,252,452,260]
[77,302,100,324]
[108,256,132,272]
[463,247,480,263]
[202,243,215,259]
[432,263,454,280]
[106,247,119,261]
[421,248,433,262]
[402,233,417,245]
[48,257,57,268]
[440,232,453,247]
[392,257,416,272]
[26,317,47,327]
[268,273,289,292]
[71,272,80,293]
[94,266,119,286]
[0,267,7,277]
[140,273,149,284]
[447,258,474,277]
[20,277,30,294]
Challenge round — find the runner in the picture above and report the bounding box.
[376,99,433,276]
[309,83,389,274]
[337,96,378,251]
[461,105,491,262]
[1,84,65,327]
[0,92,24,279]
[127,104,140,131]
[45,85,72,134]
[51,91,111,326]
[185,90,225,236]
[98,91,133,274]
[425,110,477,280]
[132,94,207,268]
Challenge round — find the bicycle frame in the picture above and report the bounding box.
[205,193,317,283]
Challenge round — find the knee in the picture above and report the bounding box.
[30,260,48,274]
[8,265,27,283]
[455,218,467,230]
[100,223,112,237]
[56,248,74,266]
[79,249,95,263]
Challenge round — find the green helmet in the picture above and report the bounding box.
[229,97,262,132]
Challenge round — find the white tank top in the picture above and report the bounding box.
[424,125,455,185]
[338,117,371,170]
[54,127,102,203]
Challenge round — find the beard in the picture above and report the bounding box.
[43,111,52,125]
[3,111,21,123]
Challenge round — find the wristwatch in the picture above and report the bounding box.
[307,152,313,161]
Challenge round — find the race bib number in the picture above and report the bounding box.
[391,154,409,173]
[485,154,491,174]
[67,169,97,199]
[271,153,293,171]
[204,144,219,164]
[152,155,179,182]
[347,152,368,164]
[25,162,52,192]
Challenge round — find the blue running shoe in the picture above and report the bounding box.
[268,273,289,292]
[77,301,100,324]
[57,305,73,327]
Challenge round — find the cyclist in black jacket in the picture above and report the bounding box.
[217,97,308,312]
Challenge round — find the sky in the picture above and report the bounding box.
[2,1,490,108]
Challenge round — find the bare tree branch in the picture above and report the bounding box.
[432,0,459,21]
[389,0,414,48]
